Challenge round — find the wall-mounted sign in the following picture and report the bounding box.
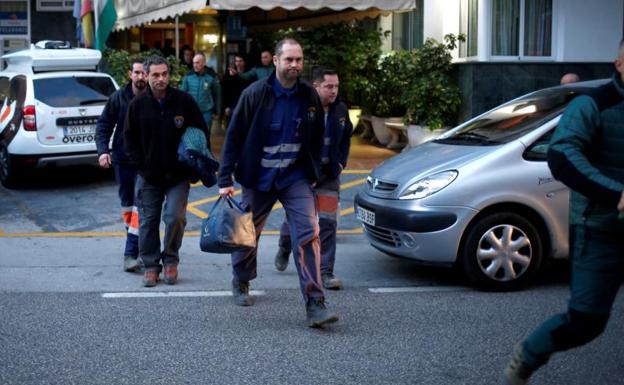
[0,12,28,35]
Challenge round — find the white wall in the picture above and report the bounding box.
[422,0,444,42]
[425,0,622,62]
[557,0,623,62]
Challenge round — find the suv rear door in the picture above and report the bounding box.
[32,72,116,147]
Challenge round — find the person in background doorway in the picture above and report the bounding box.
[222,54,252,120]
[229,50,274,82]
[96,59,147,273]
[180,52,221,138]
[274,67,353,291]
[180,45,194,71]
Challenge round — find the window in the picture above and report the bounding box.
[34,77,116,107]
[492,0,552,57]
[36,0,75,12]
[459,0,479,58]
[392,0,424,50]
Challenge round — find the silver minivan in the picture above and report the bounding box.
[354,80,608,291]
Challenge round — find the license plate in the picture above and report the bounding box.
[356,206,375,226]
[63,125,96,136]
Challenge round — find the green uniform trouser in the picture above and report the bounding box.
[521,225,623,367]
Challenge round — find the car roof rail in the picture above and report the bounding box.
[34,40,73,49]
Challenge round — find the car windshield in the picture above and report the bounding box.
[33,76,116,107]
[435,88,587,146]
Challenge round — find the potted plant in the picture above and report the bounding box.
[364,50,413,147]
[400,34,464,147]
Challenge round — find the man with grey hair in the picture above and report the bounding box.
[125,55,208,287]
[504,40,624,384]
[218,38,339,328]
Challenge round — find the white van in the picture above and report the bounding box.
[0,41,118,188]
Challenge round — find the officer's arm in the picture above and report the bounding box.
[95,96,116,157]
[218,88,251,188]
[338,108,354,169]
[547,96,624,206]
[123,101,143,167]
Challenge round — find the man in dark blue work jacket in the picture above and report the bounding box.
[274,67,353,291]
[218,38,339,328]
[96,59,146,273]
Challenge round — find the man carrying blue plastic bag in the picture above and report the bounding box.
[217,38,339,328]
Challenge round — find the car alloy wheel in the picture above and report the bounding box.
[461,212,543,291]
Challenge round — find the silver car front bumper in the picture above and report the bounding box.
[354,192,478,265]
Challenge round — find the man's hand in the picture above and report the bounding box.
[618,190,624,212]
[219,186,235,197]
[98,153,112,169]
[228,68,238,76]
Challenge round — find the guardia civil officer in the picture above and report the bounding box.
[504,40,624,384]
[274,67,353,291]
[96,59,146,273]
[218,38,339,328]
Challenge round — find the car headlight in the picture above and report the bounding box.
[399,170,458,200]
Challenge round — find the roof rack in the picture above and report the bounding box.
[2,41,101,73]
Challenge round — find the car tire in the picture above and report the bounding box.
[461,212,543,291]
[0,141,21,188]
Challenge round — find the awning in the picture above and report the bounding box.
[113,0,208,30]
[208,0,416,11]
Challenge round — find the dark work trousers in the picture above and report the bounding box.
[521,225,623,368]
[113,162,139,258]
[233,179,324,301]
[279,174,340,275]
[136,176,190,272]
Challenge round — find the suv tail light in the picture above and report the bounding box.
[23,105,36,131]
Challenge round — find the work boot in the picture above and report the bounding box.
[503,344,539,385]
[232,278,254,306]
[142,271,159,287]
[163,265,178,285]
[306,297,339,328]
[274,247,290,272]
[123,256,141,273]
[321,273,343,290]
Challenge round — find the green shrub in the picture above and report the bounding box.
[101,49,188,88]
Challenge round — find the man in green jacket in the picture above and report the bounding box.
[504,40,624,384]
[180,52,221,137]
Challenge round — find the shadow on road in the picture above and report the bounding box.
[6,165,114,190]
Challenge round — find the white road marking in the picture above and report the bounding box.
[101,290,266,298]
[368,286,469,294]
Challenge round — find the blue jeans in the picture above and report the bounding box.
[521,225,623,367]
[136,176,190,272]
[232,179,324,301]
[112,163,138,258]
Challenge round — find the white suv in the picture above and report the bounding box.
[0,41,118,188]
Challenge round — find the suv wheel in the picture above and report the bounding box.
[0,141,21,188]
[461,212,543,291]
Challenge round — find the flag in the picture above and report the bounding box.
[72,0,83,45]
[94,0,117,51]
[80,0,95,48]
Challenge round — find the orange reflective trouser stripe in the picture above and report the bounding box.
[122,206,139,236]
[315,189,338,220]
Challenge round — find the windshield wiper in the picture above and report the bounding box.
[435,132,500,145]
[79,98,108,105]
